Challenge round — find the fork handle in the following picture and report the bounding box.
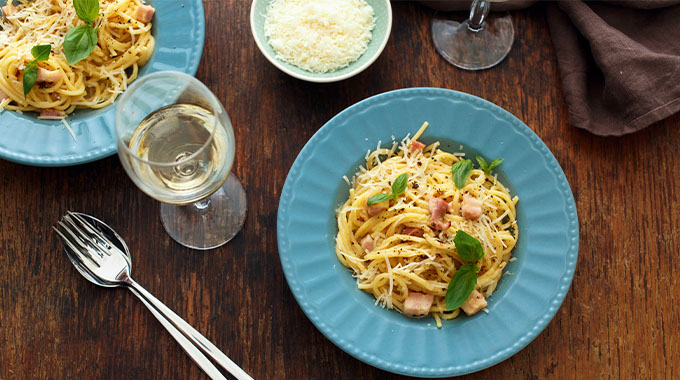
[128,286,227,380]
[126,279,254,380]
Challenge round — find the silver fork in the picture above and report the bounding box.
[54,212,253,380]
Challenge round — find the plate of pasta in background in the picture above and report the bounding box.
[277,88,579,377]
[0,0,205,166]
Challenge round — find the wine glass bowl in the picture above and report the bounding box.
[115,71,247,250]
[432,0,514,70]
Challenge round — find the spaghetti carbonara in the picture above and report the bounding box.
[335,122,519,328]
[0,0,155,117]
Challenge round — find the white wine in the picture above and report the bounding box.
[124,103,233,204]
[115,71,246,249]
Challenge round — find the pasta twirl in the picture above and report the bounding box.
[0,0,155,116]
[335,122,519,328]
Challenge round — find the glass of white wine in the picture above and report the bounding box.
[115,71,247,250]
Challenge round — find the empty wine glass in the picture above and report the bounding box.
[115,71,247,250]
[432,0,514,70]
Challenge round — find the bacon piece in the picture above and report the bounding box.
[39,108,66,118]
[134,4,155,22]
[409,141,425,153]
[1,4,16,19]
[433,220,450,231]
[36,68,62,83]
[0,89,8,102]
[402,227,424,237]
[428,197,450,230]
[360,234,374,252]
[403,292,434,317]
[366,199,388,217]
[461,195,483,220]
[461,289,487,316]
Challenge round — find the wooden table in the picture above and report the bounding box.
[1,2,678,379]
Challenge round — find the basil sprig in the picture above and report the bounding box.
[64,0,99,65]
[453,230,484,262]
[476,156,504,174]
[22,45,52,97]
[445,263,479,310]
[74,0,99,23]
[451,159,472,189]
[445,230,484,310]
[367,173,408,206]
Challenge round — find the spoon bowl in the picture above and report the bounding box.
[60,213,131,288]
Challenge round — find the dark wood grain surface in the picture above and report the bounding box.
[1,1,679,379]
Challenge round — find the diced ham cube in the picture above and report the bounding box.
[403,292,434,317]
[134,4,155,22]
[1,4,16,19]
[409,141,425,153]
[36,67,62,83]
[360,234,374,252]
[0,89,8,102]
[461,195,482,220]
[402,227,424,237]
[461,289,487,316]
[428,197,448,220]
[433,220,450,231]
[366,199,388,216]
[428,197,450,230]
[39,108,65,118]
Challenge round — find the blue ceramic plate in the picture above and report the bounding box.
[277,88,578,377]
[0,0,205,166]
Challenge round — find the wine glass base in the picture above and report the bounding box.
[160,173,247,250]
[432,13,514,70]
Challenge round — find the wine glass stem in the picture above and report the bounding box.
[468,0,490,32]
[194,198,211,210]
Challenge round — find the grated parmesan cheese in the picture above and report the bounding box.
[61,118,76,142]
[0,0,78,58]
[263,0,376,73]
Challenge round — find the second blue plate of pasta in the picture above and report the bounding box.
[277,88,578,377]
[0,0,204,167]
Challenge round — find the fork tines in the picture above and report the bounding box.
[54,212,119,268]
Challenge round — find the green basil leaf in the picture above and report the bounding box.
[74,0,99,24]
[22,62,38,97]
[391,173,408,198]
[488,158,504,171]
[367,193,392,206]
[475,155,489,173]
[63,25,98,65]
[445,264,478,310]
[453,230,484,262]
[31,44,51,62]
[451,159,473,189]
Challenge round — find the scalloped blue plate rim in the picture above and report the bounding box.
[277,87,579,377]
[0,0,205,167]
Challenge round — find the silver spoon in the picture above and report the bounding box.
[54,212,253,380]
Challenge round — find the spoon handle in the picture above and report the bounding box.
[127,279,254,380]
[128,285,227,380]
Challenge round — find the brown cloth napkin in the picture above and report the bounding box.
[546,1,680,136]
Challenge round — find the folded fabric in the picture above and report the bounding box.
[546,1,680,135]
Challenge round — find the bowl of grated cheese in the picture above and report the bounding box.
[250,0,392,83]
